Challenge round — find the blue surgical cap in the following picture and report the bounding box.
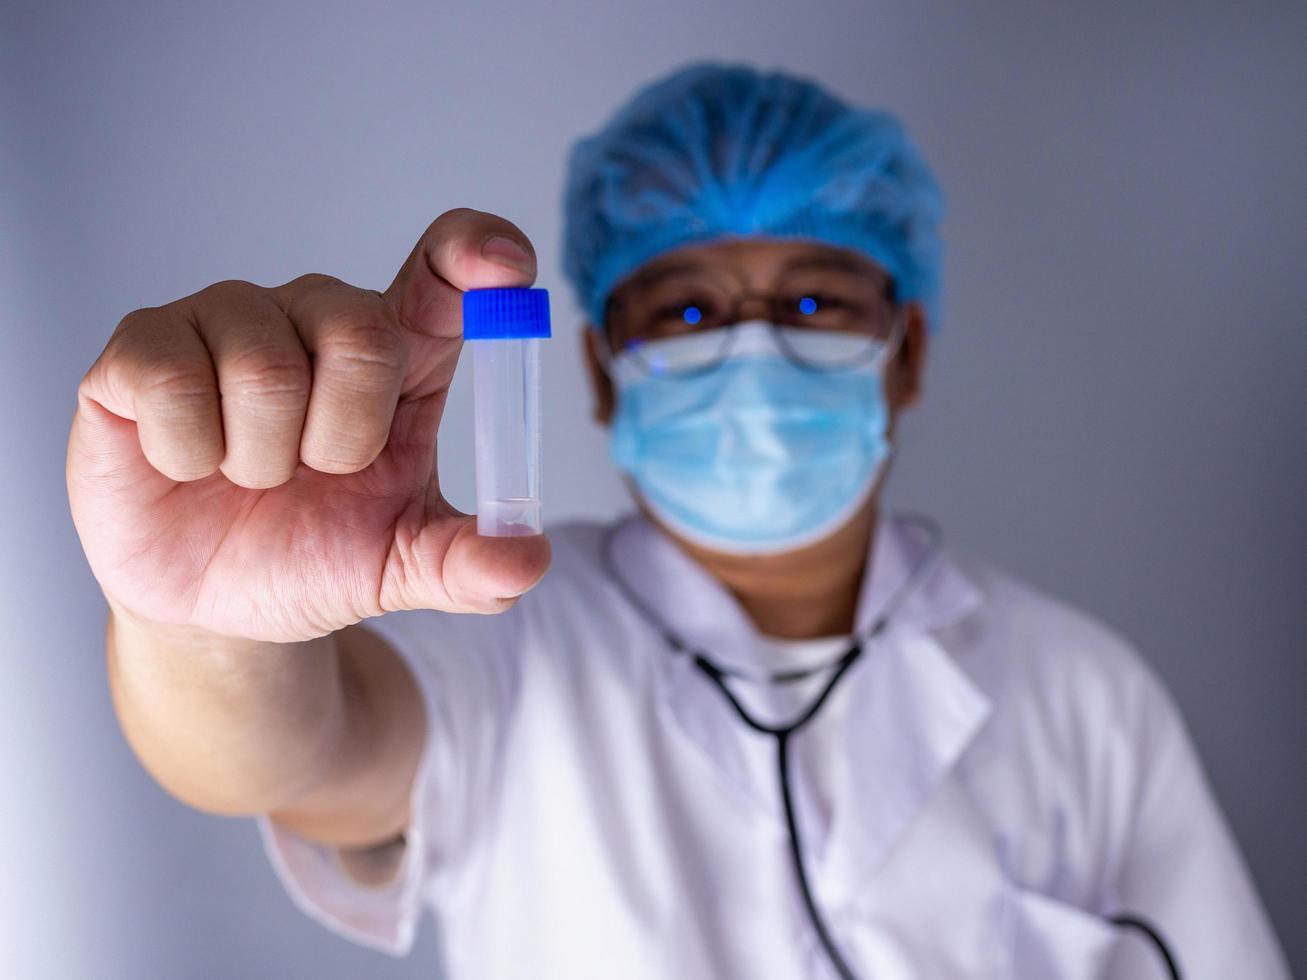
[561,61,946,332]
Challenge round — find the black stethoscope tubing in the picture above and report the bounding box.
[693,643,869,980]
[598,514,1182,980]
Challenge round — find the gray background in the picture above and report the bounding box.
[2,1,1304,977]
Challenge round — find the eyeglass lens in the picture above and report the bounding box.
[606,261,897,374]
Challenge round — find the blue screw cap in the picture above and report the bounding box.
[463,287,552,340]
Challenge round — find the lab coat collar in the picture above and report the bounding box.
[605,509,982,668]
[604,510,994,901]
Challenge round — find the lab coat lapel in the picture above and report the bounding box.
[818,626,993,906]
[604,512,995,873]
[815,515,994,904]
[605,514,781,816]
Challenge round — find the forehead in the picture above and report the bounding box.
[615,236,888,293]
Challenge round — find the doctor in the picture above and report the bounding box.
[66,62,1288,978]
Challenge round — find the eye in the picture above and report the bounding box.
[809,293,852,312]
[653,302,706,325]
[790,293,850,317]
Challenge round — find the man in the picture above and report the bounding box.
[67,62,1287,978]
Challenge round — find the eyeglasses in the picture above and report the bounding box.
[601,260,903,378]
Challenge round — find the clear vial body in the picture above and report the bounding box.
[471,336,542,536]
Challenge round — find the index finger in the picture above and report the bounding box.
[382,207,538,342]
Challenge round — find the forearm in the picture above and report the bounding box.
[106,599,349,819]
[106,601,426,849]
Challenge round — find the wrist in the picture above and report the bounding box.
[106,597,276,654]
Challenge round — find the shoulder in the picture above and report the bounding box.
[938,544,1182,779]
[949,547,1167,711]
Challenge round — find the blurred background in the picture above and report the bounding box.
[3,0,1304,976]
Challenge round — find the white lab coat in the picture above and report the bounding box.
[258,511,1288,979]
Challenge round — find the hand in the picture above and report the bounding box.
[67,208,552,643]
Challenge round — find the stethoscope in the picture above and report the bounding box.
[599,513,1183,980]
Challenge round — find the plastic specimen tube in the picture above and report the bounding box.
[461,287,552,536]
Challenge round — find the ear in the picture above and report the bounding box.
[887,302,929,412]
[582,324,616,426]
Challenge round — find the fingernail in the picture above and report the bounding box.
[481,235,532,270]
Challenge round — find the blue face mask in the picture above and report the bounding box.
[608,321,893,555]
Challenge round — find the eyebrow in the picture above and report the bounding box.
[621,260,702,291]
[781,253,883,276]
[622,250,884,292]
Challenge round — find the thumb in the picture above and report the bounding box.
[440,521,553,613]
[382,489,553,615]
[377,209,547,614]
[382,207,538,397]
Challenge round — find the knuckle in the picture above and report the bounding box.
[225,346,312,408]
[319,315,407,381]
[103,308,169,363]
[198,278,262,304]
[435,206,479,226]
[287,272,346,293]
[136,364,216,414]
[112,306,158,338]
[426,208,490,248]
[76,357,109,403]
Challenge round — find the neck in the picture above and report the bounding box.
[650,497,880,640]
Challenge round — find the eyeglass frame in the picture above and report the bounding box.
[595,260,907,380]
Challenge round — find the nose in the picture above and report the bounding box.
[735,292,773,322]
